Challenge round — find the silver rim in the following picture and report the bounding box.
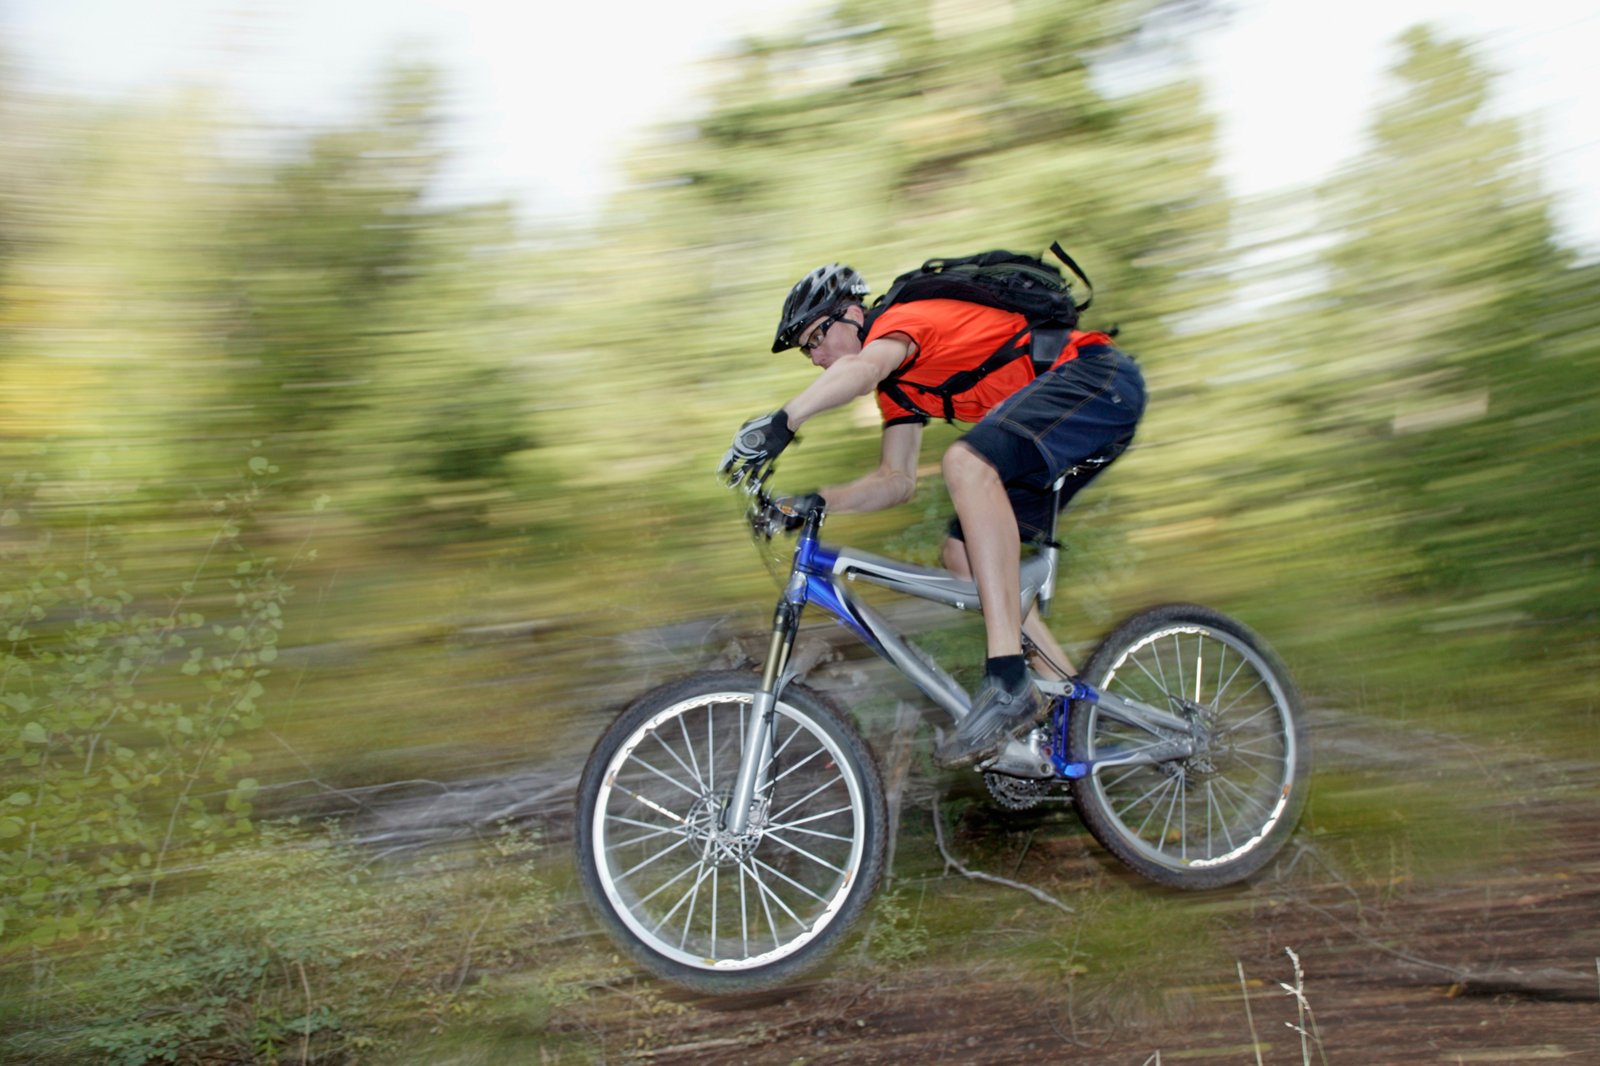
[591,691,868,971]
[1085,624,1298,872]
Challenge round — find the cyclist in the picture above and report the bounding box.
[721,263,1145,768]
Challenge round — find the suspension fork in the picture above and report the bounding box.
[723,589,803,835]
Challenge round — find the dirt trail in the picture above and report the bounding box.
[582,784,1600,1066]
[291,617,1600,1064]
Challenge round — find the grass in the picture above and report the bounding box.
[8,456,1593,1061]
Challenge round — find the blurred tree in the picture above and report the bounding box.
[211,64,446,466]
[1303,26,1593,635]
[207,65,536,525]
[561,0,1233,533]
[0,85,235,479]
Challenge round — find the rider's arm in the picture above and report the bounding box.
[818,420,922,513]
[783,335,912,429]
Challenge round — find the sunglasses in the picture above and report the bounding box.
[801,311,851,354]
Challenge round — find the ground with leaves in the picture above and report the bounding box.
[537,704,1600,1062]
[325,626,1600,1066]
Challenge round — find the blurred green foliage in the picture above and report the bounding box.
[0,456,295,950]
[2,0,1599,1058]
[0,821,562,1064]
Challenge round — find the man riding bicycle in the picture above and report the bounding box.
[720,262,1145,769]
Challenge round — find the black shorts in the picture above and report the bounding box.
[948,345,1145,544]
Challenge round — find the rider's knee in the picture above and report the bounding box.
[942,440,998,489]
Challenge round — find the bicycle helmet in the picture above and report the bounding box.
[771,264,870,353]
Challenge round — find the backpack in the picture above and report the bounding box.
[864,242,1094,423]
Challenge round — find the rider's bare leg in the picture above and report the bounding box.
[942,534,1076,680]
[942,443,1023,660]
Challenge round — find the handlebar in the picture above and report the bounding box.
[738,470,827,542]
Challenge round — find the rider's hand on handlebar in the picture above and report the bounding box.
[719,410,794,491]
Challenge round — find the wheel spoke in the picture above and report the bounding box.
[632,850,703,908]
[1217,752,1283,793]
[1120,773,1177,832]
[675,716,706,794]
[648,726,706,795]
[1214,781,1238,852]
[627,754,705,804]
[771,718,802,763]
[765,804,855,832]
[768,744,827,788]
[653,847,714,941]
[1196,641,1209,705]
[613,785,688,825]
[1221,703,1280,734]
[750,854,828,909]
[1171,630,1184,704]
[743,857,793,950]
[1211,653,1248,711]
[1150,637,1171,696]
[764,822,853,844]
[1157,771,1183,855]
[1214,774,1273,820]
[607,811,684,833]
[770,772,845,823]
[607,823,682,850]
[763,829,847,875]
[1128,652,1171,698]
[708,706,716,795]
[1101,762,1153,792]
[738,859,750,957]
[614,833,692,883]
[1215,675,1268,718]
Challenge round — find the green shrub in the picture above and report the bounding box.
[0,456,300,949]
[2,820,558,1065]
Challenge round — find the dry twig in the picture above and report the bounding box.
[930,789,1073,915]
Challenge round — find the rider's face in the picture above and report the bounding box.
[798,306,862,369]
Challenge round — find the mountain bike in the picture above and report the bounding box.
[574,478,1309,993]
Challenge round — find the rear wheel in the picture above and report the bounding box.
[575,671,886,993]
[1068,605,1309,888]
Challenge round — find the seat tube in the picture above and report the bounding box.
[725,595,801,835]
[1037,475,1067,617]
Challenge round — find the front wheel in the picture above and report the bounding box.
[575,671,886,993]
[1068,605,1310,889]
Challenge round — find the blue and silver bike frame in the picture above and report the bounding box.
[723,509,1199,836]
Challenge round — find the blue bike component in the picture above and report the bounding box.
[793,533,881,651]
[798,537,838,575]
[1049,680,1099,779]
[803,572,879,650]
[1064,679,1099,703]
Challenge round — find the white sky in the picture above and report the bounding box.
[4,0,1598,250]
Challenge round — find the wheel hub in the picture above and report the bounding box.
[685,790,770,866]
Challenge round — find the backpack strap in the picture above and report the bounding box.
[877,324,1033,424]
[1049,241,1094,312]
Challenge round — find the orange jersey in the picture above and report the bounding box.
[865,299,1113,425]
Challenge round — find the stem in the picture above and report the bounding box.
[1238,961,1264,1066]
[144,735,221,914]
[297,959,313,1066]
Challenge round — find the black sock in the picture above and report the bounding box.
[984,654,1027,690]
